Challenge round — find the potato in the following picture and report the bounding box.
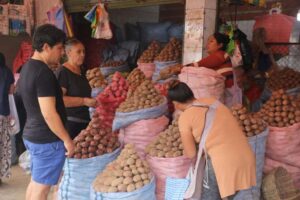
[111,177,124,187]
[108,186,118,193]
[127,184,136,192]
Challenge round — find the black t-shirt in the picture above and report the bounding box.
[0,67,14,116]
[55,66,91,121]
[18,59,67,144]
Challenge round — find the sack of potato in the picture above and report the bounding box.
[231,104,269,200]
[58,115,121,200]
[145,118,192,200]
[100,60,130,77]
[90,144,156,200]
[96,72,129,129]
[138,41,161,78]
[113,79,168,131]
[126,68,147,98]
[86,67,107,90]
[120,116,169,159]
[152,38,182,81]
[267,67,300,92]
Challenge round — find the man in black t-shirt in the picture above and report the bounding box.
[18,24,74,200]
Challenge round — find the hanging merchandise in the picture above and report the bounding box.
[244,0,266,7]
[85,3,112,40]
[47,2,74,37]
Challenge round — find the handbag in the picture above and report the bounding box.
[165,101,220,200]
[8,94,20,135]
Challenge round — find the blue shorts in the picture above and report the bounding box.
[23,139,66,185]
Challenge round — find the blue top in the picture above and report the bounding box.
[0,67,14,116]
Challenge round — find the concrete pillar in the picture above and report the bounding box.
[183,0,218,64]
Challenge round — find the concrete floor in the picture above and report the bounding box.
[0,166,54,200]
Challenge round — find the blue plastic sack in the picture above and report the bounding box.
[90,177,156,200]
[165,177,190,200]
[91,87,104,98]
[112,98,168,131]
[58,148,121,200]
[100,64,130,77]
[233,129,269,200]
[153,61,178,81]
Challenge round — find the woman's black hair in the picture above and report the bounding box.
[168,81,195,103]
[0,52,6,68]
[213,32,230,51]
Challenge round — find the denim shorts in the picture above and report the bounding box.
[23,139,66,185]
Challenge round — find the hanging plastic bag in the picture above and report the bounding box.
[18,150,31,174]
[8,94,20,135]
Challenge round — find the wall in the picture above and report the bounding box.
[159,3,185,24]
[0,35,23,70]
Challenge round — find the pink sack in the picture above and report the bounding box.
[146,155,192,200]
[179,67,225,101]
[264,123,300,188]
[138,62,156,79]
[121,116,169,158]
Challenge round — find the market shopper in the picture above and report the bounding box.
[56,38,96,139]
[0,52,15,185]
[168,81,256,200]
[18,24,74,200]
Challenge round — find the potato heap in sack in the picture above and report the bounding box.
[117,79,164,112]
[256,89,300,127]
[138,41,161,63]
[101,60,126,68]
[145,118,183,158]
[267,68,300,91]
[72,112,120,159]
[231,104,267,137]
[86,67,107,88]
[96,72,128,128]
[126,68,147,97]
[93,144,152,193]
[155,37,182,62]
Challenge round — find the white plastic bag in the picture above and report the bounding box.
[8,94,20,135]
[18,150,31,174]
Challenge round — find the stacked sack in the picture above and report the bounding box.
[153,37,182,81]
[138,41,161,78]
[113,79,169,157]
[179,67,225,101]
[59,114,121,200]
[91,144,156,200]
[100,60,130,77]
[96,72,129,129]
[255,89,300,188]
[231,104,269,200]
[145,118,192,200]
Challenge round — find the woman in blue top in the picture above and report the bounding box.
[0,52,15,184]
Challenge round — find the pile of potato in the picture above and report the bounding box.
[96,72,129,128]
[101,60,126,68]
[126,68,147,97]
[86,68,107,88]
[145,118,183,158]
[155,37,182,62]
[138,41,161,63]
[267,68,300,91]
[73,113,120,159]
[256,90,300,127]
[231,104,267,137]
[117,79,164,112]
[93,144,152,193]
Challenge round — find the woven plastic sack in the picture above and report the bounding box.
[179,67,225,101]
[152,60,178,81]
[264,123,300,188]
[112,98,168,131]
[262,167,300,200]
[138,62,156,79]
[91,87,104,98]
[234,129,269,200]
[121,116,169,158]
[90,177,156,200]
[100,64,130,77]
[58,148,121,200]
[146,155,192,200]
